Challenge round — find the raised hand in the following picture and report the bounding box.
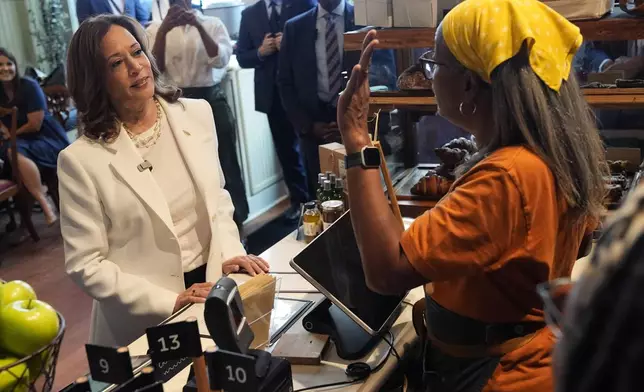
[337,30,378,153]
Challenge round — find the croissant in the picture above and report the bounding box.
[410,172,453,198]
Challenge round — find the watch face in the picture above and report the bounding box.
[363,148,381,166]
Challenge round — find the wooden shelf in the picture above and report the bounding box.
[345,7,644,50]
[369,88,644,111]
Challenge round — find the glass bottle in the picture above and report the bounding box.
[316,174,326,202]
[334,178,345,207]
[302,202,321,242]
[321,180,333,202]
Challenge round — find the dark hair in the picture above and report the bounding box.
[555,225,644,391]
[0,47,21,106]
[66,15,180,142]
[456,46,608,223]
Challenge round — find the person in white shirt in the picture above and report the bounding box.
[150,0,170,21]
[62,15,269,346]
[147,1,249,234]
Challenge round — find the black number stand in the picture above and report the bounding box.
[301,298,381,360]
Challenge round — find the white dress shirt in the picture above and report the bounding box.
[147,12,233,87]
[315,0,345,102]
[264,0,282,17]
[135,114,211,273]
[151,0,170,21]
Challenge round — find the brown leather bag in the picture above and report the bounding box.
[619,0,644,16]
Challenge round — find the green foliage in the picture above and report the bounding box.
[27,0,70,72]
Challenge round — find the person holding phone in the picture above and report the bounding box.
[147,0,250,234]
[236,0,316,220]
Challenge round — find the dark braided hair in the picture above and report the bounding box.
[555,198,644,392]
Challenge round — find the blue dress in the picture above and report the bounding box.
[1,77,70,169]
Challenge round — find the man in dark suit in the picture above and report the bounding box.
[77,0,150,25]
[278,0,395,194]
[237,0,316,219]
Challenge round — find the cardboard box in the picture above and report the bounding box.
[319,142,347,178]
[393,0,437,27]
[355,0,393,27]
[392,0,459,28]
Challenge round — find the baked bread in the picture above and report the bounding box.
[442,137,478,154]
[410,171,453,198]
[397,63,433,90]
[608,160,629,174]
[605,184,624,204]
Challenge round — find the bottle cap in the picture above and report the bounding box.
[304,201,317,210]
[335,178,343,187]
[323,180,331,190]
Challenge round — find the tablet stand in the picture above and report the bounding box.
[301,298,381,360]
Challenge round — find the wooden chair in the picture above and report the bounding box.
[41,85,68,211]
[0,106,39,242]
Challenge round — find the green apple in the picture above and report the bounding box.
[0,281,36,309]
[26,349,48,382]
[0,356,29,392]
[0,300,59,357]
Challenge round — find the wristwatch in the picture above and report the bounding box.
[344,146,381,170]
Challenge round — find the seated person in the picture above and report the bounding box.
[0,47,69,225]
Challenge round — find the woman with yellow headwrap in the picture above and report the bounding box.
[337,0,608,390]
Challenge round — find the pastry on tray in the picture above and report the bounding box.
[410,171,454,199]
[397,63,433,91]
[605,184,624,206]
[409,137,478,199]
[608,160,629,174]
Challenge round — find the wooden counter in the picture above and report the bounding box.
[123,229,423,391]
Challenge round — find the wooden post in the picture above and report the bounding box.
[192,354,212,392]
[373,140,403,228]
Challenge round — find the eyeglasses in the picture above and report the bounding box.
[536,277,575,338]
[418,50,446,80]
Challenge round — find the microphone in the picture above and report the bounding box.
[137,160,153,172]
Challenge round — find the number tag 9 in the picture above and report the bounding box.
[85,344,134,385]
[205,347,258,392]
[145,319,203,363]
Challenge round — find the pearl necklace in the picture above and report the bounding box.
[122,99,162,149]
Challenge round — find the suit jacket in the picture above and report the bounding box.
[76,0,150,24]
[236,0,317,113]
[58,98,246,347]
[278,4,358,134]
[278,4,396,135]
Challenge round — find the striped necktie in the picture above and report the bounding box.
[325,13,342,105]
[269,1,281,34]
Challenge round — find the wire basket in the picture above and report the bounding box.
[0,312,66,392]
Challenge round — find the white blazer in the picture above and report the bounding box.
[58,98,246,347]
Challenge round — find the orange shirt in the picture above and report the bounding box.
[400,146,594,392]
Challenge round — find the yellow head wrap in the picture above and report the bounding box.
[441,0,583,92]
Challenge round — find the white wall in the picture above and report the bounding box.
[0,0,37,70]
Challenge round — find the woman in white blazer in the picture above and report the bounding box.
[61,14,269,347]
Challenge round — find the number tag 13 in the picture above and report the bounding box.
[146,319,203,363]
[205,347,258,392]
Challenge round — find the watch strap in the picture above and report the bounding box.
[345,152,364,169]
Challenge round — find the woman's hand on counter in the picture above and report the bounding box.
[222,255,270,276]
[173,282,215,313]
[337,29,378,154]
